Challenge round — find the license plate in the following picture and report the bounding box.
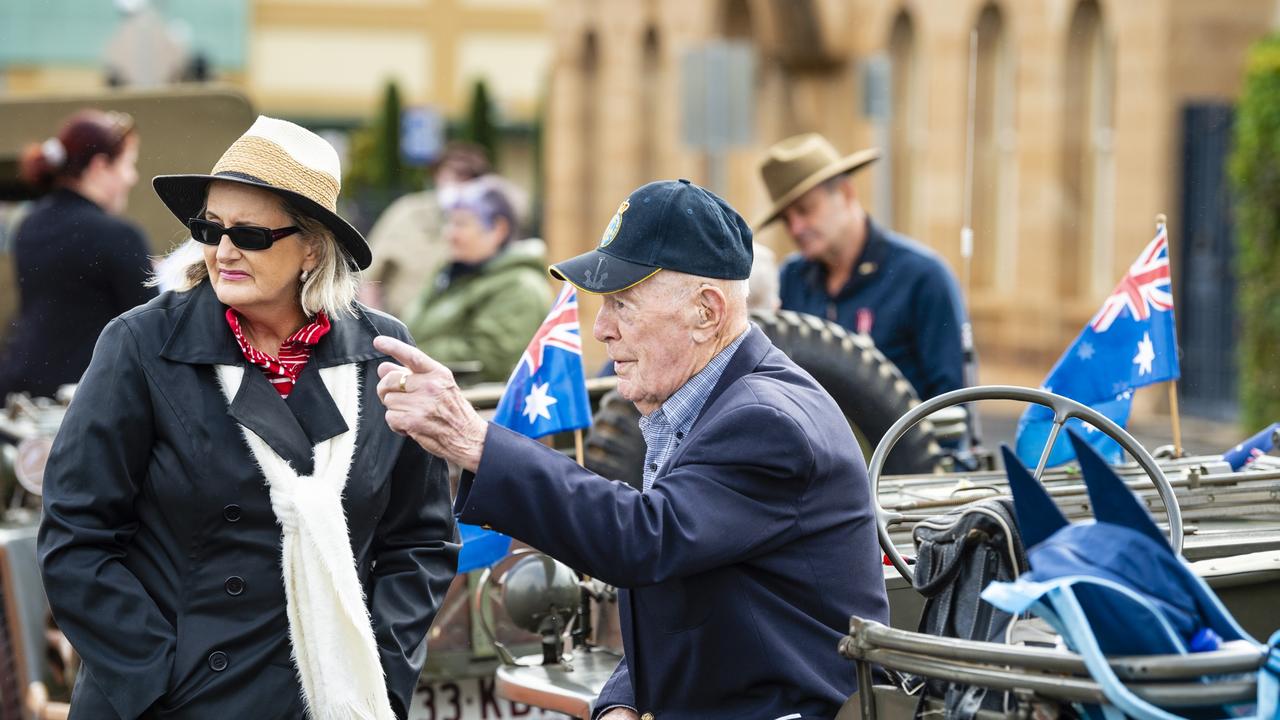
[410,676,572,720]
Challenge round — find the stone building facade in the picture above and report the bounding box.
[543,0,1275,394]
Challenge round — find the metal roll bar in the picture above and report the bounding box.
[867,385,1183,583]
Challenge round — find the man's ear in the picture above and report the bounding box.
[691,284,728,342]
[838,175,858,204]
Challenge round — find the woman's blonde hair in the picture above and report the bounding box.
[152,194,361,318]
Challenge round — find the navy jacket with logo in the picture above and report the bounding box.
[779,219,966,400]
[455,326,889,719]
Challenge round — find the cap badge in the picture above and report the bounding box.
[583,257,610,290]
[600,199,630,248]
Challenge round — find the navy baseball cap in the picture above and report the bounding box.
[550,179,753,294]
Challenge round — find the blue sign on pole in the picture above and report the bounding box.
[400,106,443,166]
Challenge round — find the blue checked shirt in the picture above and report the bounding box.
[637,330,748,492]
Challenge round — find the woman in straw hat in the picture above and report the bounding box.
[38,116,458,720]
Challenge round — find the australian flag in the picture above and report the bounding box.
[1222,423,1280,470]
[1015,224,1180,468]
[456,283,593,572]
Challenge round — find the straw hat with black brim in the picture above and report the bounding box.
[754,133,880,230]
[152,116,371,271]
[549,179,753,295]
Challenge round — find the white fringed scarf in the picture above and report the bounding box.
[216,363,396,720]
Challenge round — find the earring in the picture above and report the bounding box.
[300,269,311,283]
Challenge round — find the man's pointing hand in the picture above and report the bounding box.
[374,335,488,472]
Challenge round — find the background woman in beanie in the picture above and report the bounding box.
[0,108,155,399]
[402,174,551,384]
[38,116,457,720]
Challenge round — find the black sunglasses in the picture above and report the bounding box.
[188,217,301,251]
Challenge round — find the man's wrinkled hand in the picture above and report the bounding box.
[597,709,640,720]
[373,336,488,471]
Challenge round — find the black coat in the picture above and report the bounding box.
[0,188,157,398]
[38,281,459,719]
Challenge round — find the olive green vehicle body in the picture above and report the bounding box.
[494,390,1280,719]
[484,450,1280,719]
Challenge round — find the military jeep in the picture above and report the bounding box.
[473,321,1280,720]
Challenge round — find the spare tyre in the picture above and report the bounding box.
[584,310,944,490]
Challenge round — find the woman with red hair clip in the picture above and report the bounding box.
[0,109,156,398]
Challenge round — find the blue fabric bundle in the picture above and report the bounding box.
[982,430,1280,719]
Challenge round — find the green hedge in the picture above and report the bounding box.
[1229,35,1280,430]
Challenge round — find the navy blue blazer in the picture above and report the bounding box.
[455,326,889,720]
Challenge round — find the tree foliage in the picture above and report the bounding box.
[460,78,500,168]
[1229,35,1280,429]
[344,79,422,195]
[373,79,404,189]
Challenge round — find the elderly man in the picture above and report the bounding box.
[757,133,968,400]
[375,179,888,720]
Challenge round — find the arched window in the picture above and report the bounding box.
[888,9,921,237]
[640,26,661,184]
[702,0,757,199]
[722,0,751,40]
[970,3,1015,292]
[1060,0,1115,299]
[581,31,599,235]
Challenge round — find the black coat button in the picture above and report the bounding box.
[208,651,229,672]
[224,576,245,596]
[223,504,241,522]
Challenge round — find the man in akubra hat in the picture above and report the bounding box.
[375,179,889,720]
[757,133,967,400]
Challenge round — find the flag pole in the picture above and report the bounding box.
[961,28,978,304]
[572,425,591,647]
[1168,379,1184,458]
[959,28,987,453]
[1157,212,1184,458]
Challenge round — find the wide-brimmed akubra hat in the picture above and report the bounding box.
[754,133,880,229]
[152,116,371,270]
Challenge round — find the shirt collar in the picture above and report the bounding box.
[803,216,889,298]
[639,329,749,434]
[161,280,385,368]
